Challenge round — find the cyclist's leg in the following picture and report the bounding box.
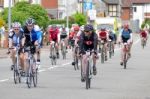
[92,53,97,75]
[10,49,16,70]
[19,51,25,71]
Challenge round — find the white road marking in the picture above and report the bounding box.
[0,79,9,82]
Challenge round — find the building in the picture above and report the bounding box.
[121,0,150,32]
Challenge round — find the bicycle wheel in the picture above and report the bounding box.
[123,54,127,69]
[27,60,32,88]
[62,46,66,59]
[13,66,18,84]
[14,58,21,84]
[33,69,38,87]
[101,46,104,64]
[75,56,79,70]
[109,42,112,59]
[86,61,90,89]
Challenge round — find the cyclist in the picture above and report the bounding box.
[140,29,148,45]
[60,27,68,51]
[79,24,98,81]
[108,29,117,52]
[98,28,109,61]
[23,18,42,71]
[119,24,133,65]
[8,22,25,71]
[69,25,80,65]
[49,25,60,58]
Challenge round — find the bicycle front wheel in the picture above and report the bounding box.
[86,61,90,89]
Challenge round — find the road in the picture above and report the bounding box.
[0,33,150,99]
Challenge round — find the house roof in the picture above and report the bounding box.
[122,0,150,8]
[102,0,119,4]
[132,0,150,4]
[122,0,132,7]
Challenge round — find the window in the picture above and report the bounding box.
[133,7,137,12]
[108,4,118,17]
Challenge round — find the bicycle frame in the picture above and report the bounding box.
[61,39,66,59]
[50,41,57,65]
[82,50,93,89]
[123,43,129,69]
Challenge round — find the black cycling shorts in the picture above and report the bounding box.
[60,35,67,40]
[121,36,130,43]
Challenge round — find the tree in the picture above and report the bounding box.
[1,1,49,29]
[72,12,87,26]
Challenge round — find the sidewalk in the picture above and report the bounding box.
[0,48,8,59]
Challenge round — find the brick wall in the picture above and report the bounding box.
[121,8,130,20]
[41,0,58,9]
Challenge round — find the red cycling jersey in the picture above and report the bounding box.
[49,27,59,42]
[99,31,107,40]
[140,31,147,38]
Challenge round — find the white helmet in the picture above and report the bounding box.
[12,22,21,28]
[80,25,84,31]
[34,25,41,31]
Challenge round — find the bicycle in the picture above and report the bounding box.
[108,39,114,58]
[60,39,67,59]
[73,45,80,70]
[25,45,38,88]
[82,50,94,89]
[122,43,130,69]
[100,40,106,63]
[49,41,57,65]
[10,46,22,84]
[141,37,146,49]
[98,40,101,53]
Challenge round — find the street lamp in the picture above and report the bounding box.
[8,0,11,32]
[66,0,69,34]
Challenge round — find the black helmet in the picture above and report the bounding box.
[84,24,94,31]
[25,18,35,26]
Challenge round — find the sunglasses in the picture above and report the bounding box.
[14,28,19,30]
[84,31,90,32]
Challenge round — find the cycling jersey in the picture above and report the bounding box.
[140,31,147,38]
[99,31,107,40]
[49,27,59,42]
[9,31,24,46]
[121,29,132,43]
[79,32,98,53]
[23,26,42,47]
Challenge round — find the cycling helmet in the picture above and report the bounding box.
[84,24,94,31]
[25,18,35,26]
[34,25,41,31]
[74,26,80,31]
[80,25,84,31]
[12,22,21,28]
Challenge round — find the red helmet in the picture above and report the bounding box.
[73,26,79,31]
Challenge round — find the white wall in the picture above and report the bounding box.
[133,5,144,27]
[144,4,150,13]
[133,4,150,27]
[4,0,13,7]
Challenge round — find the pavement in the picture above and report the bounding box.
[0,33,150,99]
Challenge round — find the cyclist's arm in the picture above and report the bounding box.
[8,32,13,48]
[79,33,84,52]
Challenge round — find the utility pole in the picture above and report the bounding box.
[66,0,69,34]
[8,0,11,32]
